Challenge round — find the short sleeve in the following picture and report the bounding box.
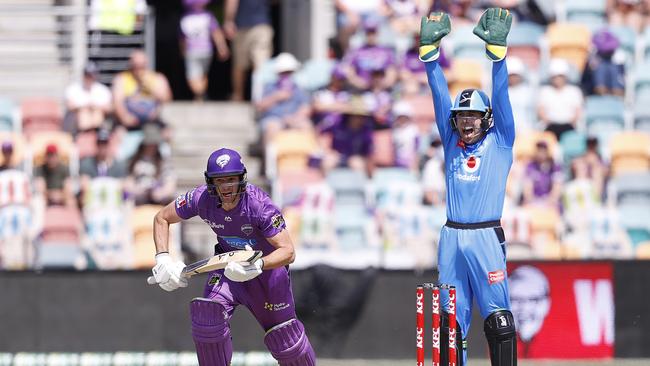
[210,14,219,32]
[175,185,205,220]
[256,199,286,238]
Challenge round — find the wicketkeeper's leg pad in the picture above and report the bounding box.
[440,311,465,366]
[484,310,517,366]
[264,318,316,366]
[190,298,232,366]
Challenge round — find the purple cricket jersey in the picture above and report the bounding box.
[180,10,219,56]
[345,45,396,83]
[175,183,298,329]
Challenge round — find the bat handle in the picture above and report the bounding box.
[146,276,157,285]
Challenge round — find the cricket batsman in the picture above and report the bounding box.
[147,148,316,365]
[420,8,517,366]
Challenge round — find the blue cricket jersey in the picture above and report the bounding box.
[425,60,515,223]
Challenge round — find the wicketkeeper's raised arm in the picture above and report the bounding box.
[474,8,515,146]
[419,12,454,145]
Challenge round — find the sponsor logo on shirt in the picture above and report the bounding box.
[221,236,257,249]
[271,214,285,229]
[241,224,253,236]
[488,269,505,284]
[175,194,187,208]
[463,155,481,173]
[203,219,224,230]
[208,273,221,286]
[264,302,290,312]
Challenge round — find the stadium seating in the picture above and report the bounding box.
[447,58,484,98]
[507,21,544,70]
[267,130,318,178]
[449,25,485,61]
[131,204,162,269]
[513,130,559,162]
[609,25,637,67]
[0,132,27,169]
[546,23,591,72]
[371,129,395,167]
[41,206,82,244]
[559,130,587,164]
[30,130,76,166]
[609,132,650,176]
[275,168,324,206]
[0,98,16,132]
[20,97,62,137]
[326,168,367,206]
[564,0,607,31]
[294,58,336,92]
[333,203,370,250]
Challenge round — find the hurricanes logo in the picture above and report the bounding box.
[464,155,480,173]
[216,154,230,168]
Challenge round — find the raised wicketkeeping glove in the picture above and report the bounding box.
[419,12,451,63]
[473,7,512,62]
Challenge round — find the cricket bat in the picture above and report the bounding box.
[147,250,263,284]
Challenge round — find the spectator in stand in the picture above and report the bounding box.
[421,135,445,206]
[537,58,584,142]
[112,50,172,131]
[255,53,311,144]
[180,0,230,101]
[391,100,420,172]
[363,67,394,129]
[224,0,274,101]
[342,17,397,91]
[581,28,625,97]
[311,64,351,130]
[400,33,449,95]
[522,141,564,208]
[125,124,176,206]
[320,98,374,175]
[335,0,384,51]
[608,0,647,34]
[0,141,14,171]
[384,0,422,36]
[79,129,128,182]
[430,0,480,27]
[34,144,75,208]
[572,136,608,199]
[63,62,112,135]
[507,56,536,133]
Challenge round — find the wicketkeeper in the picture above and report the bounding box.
[147,148,316,365]
[420,8,518,366]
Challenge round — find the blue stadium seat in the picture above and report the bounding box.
[449,25,485,61]
[509,22,544,47]
[633,100,650,132]
[634,61,650,101]
[565,0,607,31]
[612,172,650,207]
[559,130,587,164]
[326,168,367,206]
[333,203,369,250]
[36,242,84,269]
[0,98,15,132]
[584,95,625,137]
[294,58,335,92]
[608,25,637,67]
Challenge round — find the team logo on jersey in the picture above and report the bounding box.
[241,224,253,236]
[175,194,187,208]
[271,214,285,229]
[216,154,230,168]
[463,155,481,173]
[224,216,232,222]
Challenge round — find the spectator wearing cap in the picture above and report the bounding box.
[334,0,384,51]
[80,129,128,180]
[125,124,176,206]
[537,58,584,142]
[112,50,172,131]
[391,101,420,171]
[522,140,564,208]
[180,0,230,101]
[312,63,351,130]
[581,29,625,96]
[64,62,112,135]
[0,141,14,171]
[255,53,311,144]
[34,144,75,208]
[320,97,374,175]
[342,17,397,91]
[507,56,536,133]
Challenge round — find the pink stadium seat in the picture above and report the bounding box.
[41,206,82,244]
[76,131,98,160]
[277,168,324,206]
[20,97,62,137]
[372,129,395,167]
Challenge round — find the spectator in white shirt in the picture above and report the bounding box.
[64,62,112,135]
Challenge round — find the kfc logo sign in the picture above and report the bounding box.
[488,269,505,284]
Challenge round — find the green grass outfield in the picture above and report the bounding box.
[319,360,650,366]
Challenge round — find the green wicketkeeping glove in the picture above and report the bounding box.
[473,7,512,62]
[419,12,451,62]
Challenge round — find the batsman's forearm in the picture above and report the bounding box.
[153,214,171,254]
[261,246,295,269]
[224,0,239,22]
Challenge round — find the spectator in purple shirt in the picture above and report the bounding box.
[342,17,398,91]
[522,141,564,208]
[363,67,394,129]
[180,0,230,101]
[321,98,374,175]
[400,33,449,94]
[255,53,311,144]
[312,64,351,129]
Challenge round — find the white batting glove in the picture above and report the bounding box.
[224,246,264,282]
[147,253,188,292]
